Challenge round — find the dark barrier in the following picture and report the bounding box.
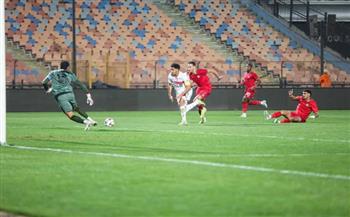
[6,88,350,112]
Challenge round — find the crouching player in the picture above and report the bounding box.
[266,89,319,123]
[42,61,97,130]
[167,63,193,125]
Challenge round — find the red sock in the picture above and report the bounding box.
[280,118,290,123]
[249,100,261,105]
[242,102,248,112]
[271,111,282,118]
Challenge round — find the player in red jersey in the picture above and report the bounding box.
[178,61,219,124]
[240,63,268,118]
[266,89,319,123]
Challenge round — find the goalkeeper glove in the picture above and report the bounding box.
[86,93,94,106]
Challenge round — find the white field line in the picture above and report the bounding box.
[170,153,350,158]
[9,138,349,158]
[114,128,350,144]
[4,145,350,181]
[7,125,350,144]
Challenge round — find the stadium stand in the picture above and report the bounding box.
[6,52,43,86]
[6,0,246,87]
[5,0,350,87]
[172,0,350,83]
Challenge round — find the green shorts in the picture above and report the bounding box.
[55,92,78,113]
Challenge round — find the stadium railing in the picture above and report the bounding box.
[6,57,350,89]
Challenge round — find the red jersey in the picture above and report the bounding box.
[242,71,259,90]
[189,68,212,90]
[295,96,319,120]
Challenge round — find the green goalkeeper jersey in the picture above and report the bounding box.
[42,69,88,95]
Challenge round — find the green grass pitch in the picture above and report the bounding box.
[1,110,349,217]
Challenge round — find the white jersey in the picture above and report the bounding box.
[168,71,193,101]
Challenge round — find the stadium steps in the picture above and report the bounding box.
[151,0,240,61]
[151,0,280,83]
[242,0,350,73]
[6,38,52,74]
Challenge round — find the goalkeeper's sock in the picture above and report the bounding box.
[75,107,89,119]
[70,115,85,124]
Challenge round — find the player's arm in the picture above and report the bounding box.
[42,72,53,93]
[310,102,319,118]
[208,71,223,81]
[255,77,261,87]
[288,89,299,100]
[167,84,174,102]
[72,74,94,106]
[239,78,244,87]
[177,80,192,100]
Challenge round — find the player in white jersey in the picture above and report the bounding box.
[167,63,193,125]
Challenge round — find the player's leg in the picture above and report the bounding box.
[267,111,301,124]
[179,89,193,125]
[197,89,210,124]
[74,106,88,118]
[241,95,249,118]
[249,99,268,108]
[286,111,303,123]
[185,94,205,113]
[198,103,207,124]
[63,111,84,123]
[60,102,85,124]
[73,106,97,126]
[247,90,267,108]
[266,110,286,120]
[69,94,97,125]
[58,95,93,130]
[178,97,187,125]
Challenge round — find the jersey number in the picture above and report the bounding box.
[56,73,69,85]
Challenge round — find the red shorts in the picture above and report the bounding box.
[290,112,306,122]
[244,89,256,99]
[196,87,211,100]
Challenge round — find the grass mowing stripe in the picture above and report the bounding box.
[8,137,350,158]
[4,145,350,181]
[113,128,350,144]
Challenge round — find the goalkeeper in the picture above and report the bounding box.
[42,61,97,130]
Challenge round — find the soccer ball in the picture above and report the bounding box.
[104,117,115,127]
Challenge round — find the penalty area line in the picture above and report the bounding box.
[3,145,350,181]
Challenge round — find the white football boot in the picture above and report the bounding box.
[84,120,93,131]
[240,113,247,118]
[264,111,271,120]
[261,100,268,108]
[87,117,97,126]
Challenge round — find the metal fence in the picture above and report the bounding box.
[5,57,350,89]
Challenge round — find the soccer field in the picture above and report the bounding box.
[1,110,349,217]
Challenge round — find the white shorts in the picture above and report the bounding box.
[176,89,193,103]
